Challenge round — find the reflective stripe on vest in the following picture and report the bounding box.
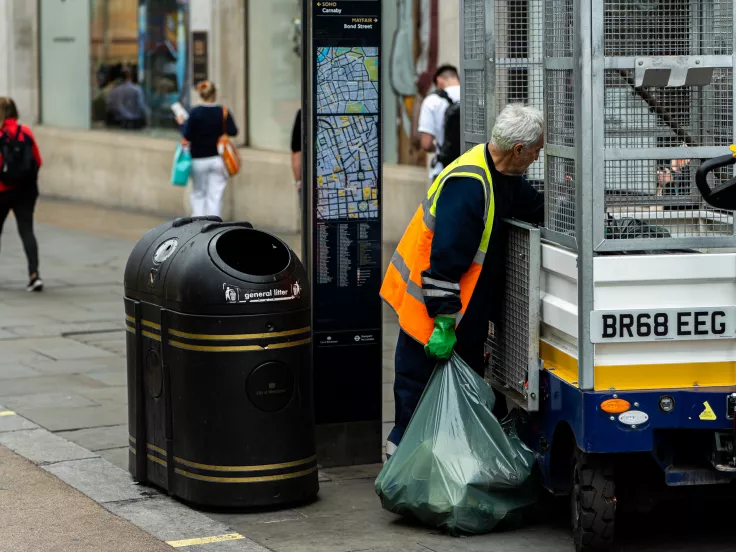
[380,144,495,344]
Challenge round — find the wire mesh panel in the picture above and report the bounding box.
[543,0,576,241]
[485,222,541,411]
[461,0,546,186]
[545,0,574,58]
[464,0,487,61]
[546,156,577,235]
[545,70,575,147]
[597,0,735,247]
[461,0,488,151]
[464,69,487,139]
[604,69,734,149]
[604,0,733,57]
[604,159,734,238]
[494,0,546,185]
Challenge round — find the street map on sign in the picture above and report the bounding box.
[315,46,379,221]
[317,47,379,114]
[316,116,379,220]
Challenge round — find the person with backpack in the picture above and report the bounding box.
[417,65,461,183]
[0,97,43,292]
[175,81,238,218]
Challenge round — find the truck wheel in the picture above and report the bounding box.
[571,450,616,552]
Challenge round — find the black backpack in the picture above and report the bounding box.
[435,90,461,167]
[0,125,37,187]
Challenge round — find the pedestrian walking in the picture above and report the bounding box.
[0,98,43,291]
[176,81,238,218]
[417,65,462,183]
[381,104,545,459]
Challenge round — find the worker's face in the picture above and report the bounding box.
[435,76,449,90]
[510,136,544,175]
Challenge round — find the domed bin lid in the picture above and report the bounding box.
[125,219,308,315]
[124,217,221,299]
[160,225,309,316]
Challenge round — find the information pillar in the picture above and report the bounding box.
[305,0,382,467]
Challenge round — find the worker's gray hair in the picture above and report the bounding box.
[490,104,544,152]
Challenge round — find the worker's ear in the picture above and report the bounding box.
[513,143,525,157]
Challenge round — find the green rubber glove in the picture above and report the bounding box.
[424,315,457,360]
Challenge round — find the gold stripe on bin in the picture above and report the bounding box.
[175,465,318,484]
[124,316,161,330]
[129,437,165,456]
[174,454,317,473]
[168,326,310,341]
[142,331,161,342]
[125,322,161,342]
[126,318,310,347]
[147,443,166,456]
[148,454,167,467]
[129,445,169,467]
[169,337,311,353]
[130,437,316,475]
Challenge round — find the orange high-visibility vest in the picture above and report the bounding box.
[380,144,496,344]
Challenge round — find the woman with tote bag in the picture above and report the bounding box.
[175,81,238,218]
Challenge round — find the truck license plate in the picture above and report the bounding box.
[590,307,736,344]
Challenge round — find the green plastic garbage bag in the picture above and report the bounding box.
[375,353,538,535]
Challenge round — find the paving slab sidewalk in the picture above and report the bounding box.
[0,444,174,552]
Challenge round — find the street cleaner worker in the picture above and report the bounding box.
[381,104,545,459]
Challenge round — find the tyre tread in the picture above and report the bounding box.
[573,452,616,552]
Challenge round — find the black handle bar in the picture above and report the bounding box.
[200,221,254,233]
[696,151,736,211]
[172,216,222,228]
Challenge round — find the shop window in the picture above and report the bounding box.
[90,0,189,133]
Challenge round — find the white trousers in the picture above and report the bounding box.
[190,156,228,218]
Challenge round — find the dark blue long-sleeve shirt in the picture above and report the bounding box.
[421,145,543,344]
[181,105,238,159]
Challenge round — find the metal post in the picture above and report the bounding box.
[732,0,736,189]
[300,0,311,267]
[575,0,596,390]
[484,0,497,139]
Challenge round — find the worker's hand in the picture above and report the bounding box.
[424,315,457,360]
[175,114,186,126]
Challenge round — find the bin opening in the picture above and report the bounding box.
[216,229,290,276]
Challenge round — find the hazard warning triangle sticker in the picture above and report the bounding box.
[699,401,717,421]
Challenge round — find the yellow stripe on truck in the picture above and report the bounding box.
[540,342,736,391]
[594,361,736,391]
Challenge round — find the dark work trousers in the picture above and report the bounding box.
[0,186,40,276]
[388,329,485,446]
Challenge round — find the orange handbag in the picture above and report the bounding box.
[217,106,241,177]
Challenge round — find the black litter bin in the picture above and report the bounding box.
[124,216,318,508]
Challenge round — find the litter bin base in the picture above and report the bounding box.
[129,449,320,508]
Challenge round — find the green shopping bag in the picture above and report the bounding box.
[171,142,191,186]
[375,353,538,535]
